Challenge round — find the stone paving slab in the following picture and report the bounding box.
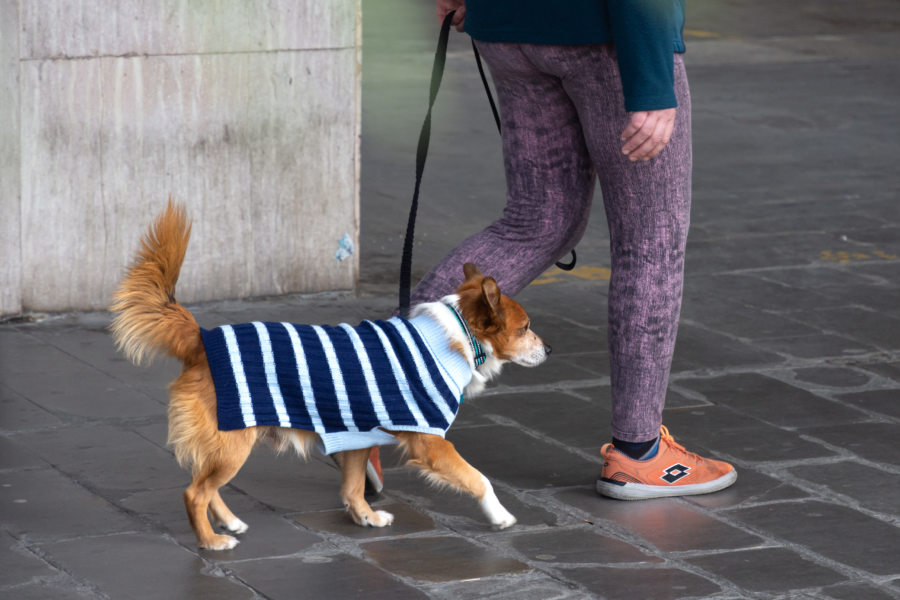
[228,553,431,599]
[685,547,845,594]
[3,0,900,598]
[42,533,256,600]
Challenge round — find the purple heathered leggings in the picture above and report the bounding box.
[409,42,692,443]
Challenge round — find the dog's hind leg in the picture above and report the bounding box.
[335,448,394,527]
[183,431,255,550]
[393,432,516,529]
[208,490,248,534]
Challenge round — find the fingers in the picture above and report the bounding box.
[620,108,676,162]
[453,6,466,31]
[437,0,466,30]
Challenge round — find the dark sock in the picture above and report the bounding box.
[612,436,659,460]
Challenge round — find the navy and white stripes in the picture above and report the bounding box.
[201,315,472,454]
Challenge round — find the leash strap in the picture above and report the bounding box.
[399,11,454,317]
[400,12,577,317]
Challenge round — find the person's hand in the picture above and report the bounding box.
[620,108,677,162]
[436,0,466,31]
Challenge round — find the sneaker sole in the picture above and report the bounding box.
[365,459,384,495]
[596,468,737,500]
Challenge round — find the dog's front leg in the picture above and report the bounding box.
[393,432,516,529]
[335,448,394,527]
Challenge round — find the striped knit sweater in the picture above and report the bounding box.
[200,313,473,454]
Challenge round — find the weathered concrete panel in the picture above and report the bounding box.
[7,0,361,315]
[0,0,21,315]
[20,0,358,58]
[20,48,359,311]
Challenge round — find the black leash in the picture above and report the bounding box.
[399,12,576,317]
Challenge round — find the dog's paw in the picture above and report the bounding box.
[201,534,239,551]
[363,510,395,528]
[478,478,516,529]
[221,518,248,534]
[491,510,517,530]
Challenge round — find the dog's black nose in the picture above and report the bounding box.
[544,345,552,355]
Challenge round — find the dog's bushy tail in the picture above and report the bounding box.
[110,201,202,365]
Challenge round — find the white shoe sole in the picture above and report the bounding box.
[596,469,737,500]
[365,459,384,495]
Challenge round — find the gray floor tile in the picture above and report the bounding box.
[732,500,900,576]
[291,501,435,537]
[15,425,183,494]
[423,573,583,600]
[361,535,530,583]
[671,323,786,372]
[559,565,721,600]
[788,306,900,351]
[788,460,900,516]
[378,467,558,528]
[2,580,102,600]
[469,391,609,450]
[0,436,45,470]
[835,389,900,420]
[681,289,819,341]
[0,383,63,432]
[495,357,604,387]
[792,366,874,388]
[509,526,662,565]
[43,533,254,600]
[0,531,55,587]
[684,467,809,510]
[686,547,845,593]
[225,449,345,512]
[0,468,139,541]
[822,581,900,600]
[230,552,430,599]
[445,424,601,490]
[0,329,164,419]
[680,373,868,428]
[122,485,325,558]
[661,406,837,463]
[800,422,900,469]
[861,361,900,381]
[555,490,762,553]
[754,332,878,360]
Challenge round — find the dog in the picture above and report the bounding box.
[110,202,550,550]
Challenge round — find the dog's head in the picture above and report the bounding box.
[455,263,550,369]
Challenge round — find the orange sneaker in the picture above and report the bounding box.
[596,425,737,500]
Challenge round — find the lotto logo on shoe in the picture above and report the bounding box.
[661,463,691,484]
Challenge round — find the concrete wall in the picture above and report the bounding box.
[1,0,361,316]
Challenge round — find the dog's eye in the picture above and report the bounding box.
[519,321,530,335]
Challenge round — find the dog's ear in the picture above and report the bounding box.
[463,263,483,281]
[481,277,502,316]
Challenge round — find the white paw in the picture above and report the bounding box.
[479,476,516,529]
[363,510,395,527]
[222,518,248,534]
[491,509,517,530]
[203,534,239,550]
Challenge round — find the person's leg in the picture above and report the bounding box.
[542,46,734,500]
[553,47,692,444]
[408,41,595,306]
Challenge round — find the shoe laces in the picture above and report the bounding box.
[659,425,704,463]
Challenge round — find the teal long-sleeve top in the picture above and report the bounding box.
[463,0,686,112]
